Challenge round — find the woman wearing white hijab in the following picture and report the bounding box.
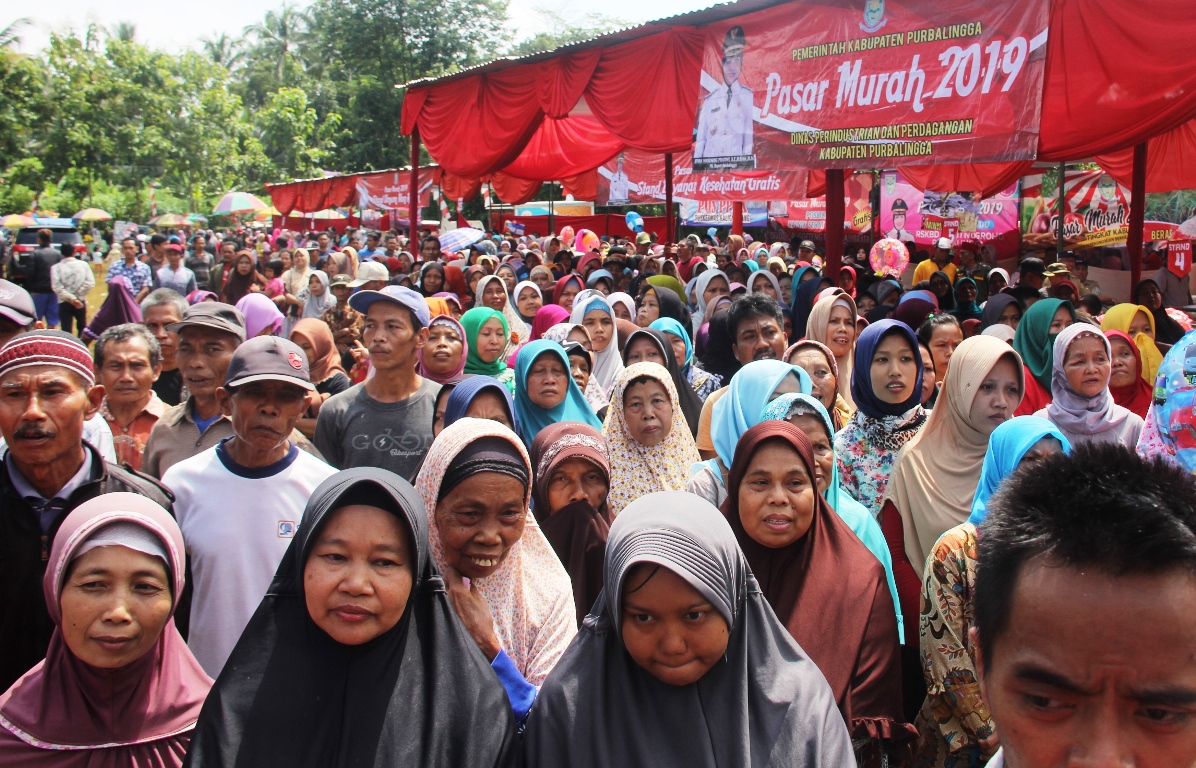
[570,289,624,394]
[476,273,529,353]
[689,268,730,333]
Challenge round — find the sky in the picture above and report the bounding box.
[7,0,715,57]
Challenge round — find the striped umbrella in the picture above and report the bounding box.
[1,214,35,228]
[72,207,113,221]
[437,227,485,253]
[212,191,268,215]
[254,206,281,222]
[149,213,191,227]
[308,208,347,220]
[186,213,208,224]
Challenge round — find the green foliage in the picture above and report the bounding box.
[0,0,633,223]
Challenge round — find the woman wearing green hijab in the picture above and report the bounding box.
[1012,297,1075,416]
[460,306,516,392]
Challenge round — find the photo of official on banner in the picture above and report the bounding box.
[693,0,1050,169]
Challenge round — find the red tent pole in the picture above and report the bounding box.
[1128,142,1148,289]
[825,169,845,278]
[732,202,744,236]
[664,153,675,244]
[409,128,421,241]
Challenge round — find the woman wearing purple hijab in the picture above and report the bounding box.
[82,276,142,342]
[235,293,285,338]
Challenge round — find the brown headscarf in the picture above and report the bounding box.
[289,318,346,384]
[784,338,854,430]
[529,423,611,625]
[883,335,1024,569]
[721,421,905,741]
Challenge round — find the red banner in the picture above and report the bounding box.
[595,150,807,205]
[1169,239,1193,279]
[691,0,1049,171]
[355,171,435,218]
[768,171,874,233]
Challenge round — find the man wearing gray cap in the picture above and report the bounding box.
[315,285,436,481]
[141,302,318,478]
[161,335,336,678]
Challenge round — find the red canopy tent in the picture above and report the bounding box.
[400,0,1196,280]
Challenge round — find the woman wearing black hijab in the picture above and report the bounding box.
[790,272,833,338]
[621,327,704,438]
[1135,278,1187,346]
[185,468,517,768]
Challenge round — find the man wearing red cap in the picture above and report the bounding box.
[0,330,173,692]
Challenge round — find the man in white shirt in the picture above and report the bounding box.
[163,335,336,677]
[50,242,94,337]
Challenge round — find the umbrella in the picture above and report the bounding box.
[308,208,346,220]
[254,206,281,222]
[72,208,112,221]
[186,213,208,223]
[149,213,190,227]
[438,227,485,253]
[1,214,35,228]
[213,191,268,215]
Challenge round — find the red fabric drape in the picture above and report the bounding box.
[582,27,705,154]
[489,174,543,205]
[896,162,1035,198]
[1097,120,1196,193]
[267,183,303,216]
[536,49,602,118]
[1037,0,1196,160]
[438,172,483,202]
[561,171,598,202]
[501,116,624,180]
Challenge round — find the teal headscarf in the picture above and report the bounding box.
[650,317,693,368]
[710,360,812,470]
[967,415,1072,526]
[512,340,602,446]
[743,260,760,273]
[760,392,904,642]
[1013,298,1075,393]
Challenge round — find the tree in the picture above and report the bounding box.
[255,87,342,179]
[243,5,310,80]
[110,21,137,42]
[201,33,244,70]
[508,10,621,57]
[0,18,29,49]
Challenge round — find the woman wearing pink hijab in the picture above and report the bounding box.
[0,493,211,766]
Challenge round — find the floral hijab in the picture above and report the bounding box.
[602,362,701,517]
[414,418,576,685]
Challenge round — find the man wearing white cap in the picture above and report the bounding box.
[913,236,958,285]
[349,259,389,292]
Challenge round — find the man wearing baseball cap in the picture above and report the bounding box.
[0,330,173,691]
[0,278,37,346]
[141,302,319,478]
[797,240,818,262]
[349,259,389,291]
[161,335,336,678]
[913,236,958,285]
[315,285,437,481]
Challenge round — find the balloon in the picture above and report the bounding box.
[869,238,910,278]
[559,226,575,247]
[625,211,644,232]
[575,229,601,253]
[1152,330,1196,472]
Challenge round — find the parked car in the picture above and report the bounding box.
[10,219,81,284]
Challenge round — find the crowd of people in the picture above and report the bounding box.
[0,222,1195,768]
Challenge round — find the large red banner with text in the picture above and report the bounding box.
[355,172,435,217]
[691,0,1049,171]
[595,150,807,205]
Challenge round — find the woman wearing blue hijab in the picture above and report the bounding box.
[512,340,602,446]
[443,376,516,433]
[649,316,721,401]
[686,359,812,508]
[915,415,1069,766]
[761,392,904,642]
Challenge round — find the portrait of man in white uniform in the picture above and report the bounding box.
[608,153,631,204]
[694,26,755,170]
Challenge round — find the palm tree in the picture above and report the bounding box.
[202,33,244,69]
[0,18,30,49]
[110,21,137,42]
[244,4,310,80]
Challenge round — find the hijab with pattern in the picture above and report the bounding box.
[529,423,611,625]
[602,363,702,517]
[185,469,516,768]
[0,494,211,768]
[475,274,527,350]
[884,335,1025,568]
[620,328,702,437]
[415,419,577,686]
[523,490,853,768]
[721,423,905,740]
